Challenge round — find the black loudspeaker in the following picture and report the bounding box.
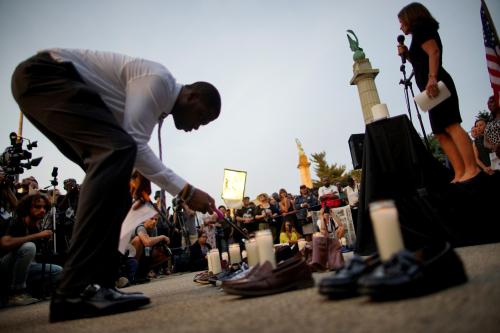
[348,134,364,170]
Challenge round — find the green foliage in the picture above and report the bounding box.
[310,151,347,188]
[476,110,490,122]
[426,134,446,164]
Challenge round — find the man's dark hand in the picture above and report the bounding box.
[186,188,215,214]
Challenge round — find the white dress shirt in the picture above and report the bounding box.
[46,48,186,195]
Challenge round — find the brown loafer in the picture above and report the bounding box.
[221,256,314,297]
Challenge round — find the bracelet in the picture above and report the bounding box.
[181,184,196,203]
[180,183,192,201]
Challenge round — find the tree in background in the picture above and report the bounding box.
[310,151,347,188]
[476,109,490,122]
[426,134,447,165]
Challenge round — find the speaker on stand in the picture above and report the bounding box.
[348,134,364,170]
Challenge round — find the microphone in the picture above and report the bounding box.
[397,35,407,64]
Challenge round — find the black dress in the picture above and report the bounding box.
[409,20,462,134]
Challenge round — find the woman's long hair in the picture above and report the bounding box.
[398,2,439,31]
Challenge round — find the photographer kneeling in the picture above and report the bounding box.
[129,215,170,282]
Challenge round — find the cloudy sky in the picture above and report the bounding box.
[1,0,499,207]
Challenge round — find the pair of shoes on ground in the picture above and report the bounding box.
[319,242,467,300]
[50,284,150,322]
[208,262,249,285]
[8,292,40,306]
[193,271,212,284]
[221,255,314,297]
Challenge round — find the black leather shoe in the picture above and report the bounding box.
[50,284,150,322]
[358,242,467,301]
[318,254,380,299]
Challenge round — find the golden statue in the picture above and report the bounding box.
[295,138,313,189]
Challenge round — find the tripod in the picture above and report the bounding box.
[399,64,431,151]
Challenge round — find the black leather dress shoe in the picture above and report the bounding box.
[50,284,150,322]
[318,254,380,299]
[358,242,467,301]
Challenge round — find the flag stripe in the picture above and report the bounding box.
[481,1,500,105]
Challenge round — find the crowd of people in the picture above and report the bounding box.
[0,167,361,307]
[470,95,500,175]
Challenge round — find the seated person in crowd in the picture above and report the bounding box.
[317,207,345,240]
[0,193,62,306]
[130,215,170,281]
[189,230,211,271]
[279,221,301,245]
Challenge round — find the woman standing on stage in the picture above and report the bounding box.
[398,2,480,183]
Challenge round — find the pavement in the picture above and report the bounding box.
[1,242,499,333]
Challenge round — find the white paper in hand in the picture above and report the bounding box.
[414,81,451,112]
[118,202,158,254]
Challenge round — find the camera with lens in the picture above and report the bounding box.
[172,196,184,212]
[0,132,42,179]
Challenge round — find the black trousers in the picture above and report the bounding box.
[11,52,137,295]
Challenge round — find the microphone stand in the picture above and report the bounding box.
[49,168,59,254]
[399,64,431,151]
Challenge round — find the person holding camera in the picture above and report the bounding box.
[11,49,221,321]
[0,193,62,306]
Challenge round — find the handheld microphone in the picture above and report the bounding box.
[397,35,407,64]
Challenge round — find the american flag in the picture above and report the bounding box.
[481,0,500,105]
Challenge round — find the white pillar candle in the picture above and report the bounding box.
[210,249,222,274]
[221,251,229,263]
[255,230,276,268]
[245,238,260,267]
[229,243,241,264]
[207,249,213,273]
[241,250,247,260]
[369,200,405,262]
[371,103,390,121]
[297,238,307,251]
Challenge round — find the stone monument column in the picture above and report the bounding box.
[295,138,313,189]
[347,30,381,125]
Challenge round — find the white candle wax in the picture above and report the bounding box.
[297,238,307,251]
[229,244,241,264]
[369,201,404,262]
[245,238,260,267]
[207,249,213,273]
[210,249,222,274]
[255,230,276,268]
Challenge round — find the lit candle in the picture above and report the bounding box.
[297,238,307,251]
[207,249,213,273]
[245,238,260,267]
[210,249,222,274]
[229,243,241,264]
[255,230,276,268]
[369,200,404,262]
[221,252,229,262]
[241,250,247,260]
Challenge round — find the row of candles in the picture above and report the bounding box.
[208,200,404,274]
[207,230,312,274]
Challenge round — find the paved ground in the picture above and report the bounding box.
[1,242,499,333]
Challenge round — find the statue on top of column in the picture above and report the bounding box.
[346,29,366,62]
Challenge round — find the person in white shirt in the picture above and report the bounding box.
[318,177,340,209]
[11,49,221,322]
